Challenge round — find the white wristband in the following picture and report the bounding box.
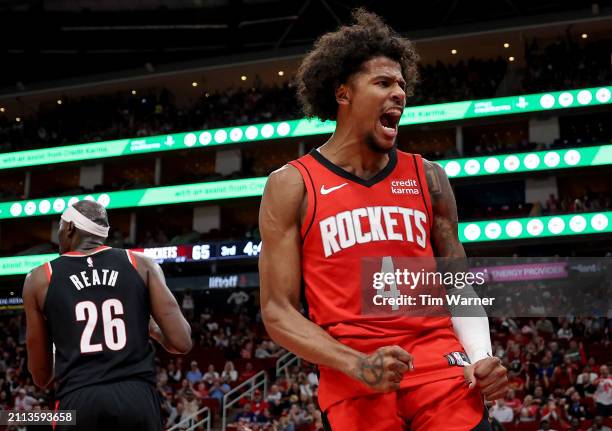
[451,316,492,364]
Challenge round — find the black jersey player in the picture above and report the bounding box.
[22,200,192,430]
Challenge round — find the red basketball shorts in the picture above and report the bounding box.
[322,374,490,431]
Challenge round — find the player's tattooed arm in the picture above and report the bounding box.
[425,159,501,390]
[357,351,385,386]
[260,166,413,392]
[423,159,467,261]
[355,346,413,392]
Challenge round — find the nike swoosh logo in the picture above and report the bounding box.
[320,183,348,195]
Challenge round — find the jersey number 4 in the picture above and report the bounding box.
[378,257,401,311]
[75,299,127,353]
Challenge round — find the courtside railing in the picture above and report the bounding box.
[221,370,267,430]
[186,413,212,431]
[275,351,300,380]
[167,406,211,431]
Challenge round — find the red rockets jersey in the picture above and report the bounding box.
[289,148,451,338]
[288,148,464,410]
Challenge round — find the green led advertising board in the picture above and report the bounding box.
[459,211,611,242]
[437,144,612,178]
[1,85,610,170]
[0,211,609,276]
[1,144,611,220]
[0,177,267,219]
[0,254,57,277]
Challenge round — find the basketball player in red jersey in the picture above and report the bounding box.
[23,200,192,430]
[259,9,508,431]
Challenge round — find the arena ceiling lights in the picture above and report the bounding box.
[0,85,610,171]
[0,210,609,276]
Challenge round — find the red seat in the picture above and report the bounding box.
[584,397,596,415]
[586,343,608,363]
[200,397,221,414]
[516,422,539,431]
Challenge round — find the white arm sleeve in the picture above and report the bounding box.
[451,316,492,364]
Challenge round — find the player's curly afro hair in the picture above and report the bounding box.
[296,8,419,122]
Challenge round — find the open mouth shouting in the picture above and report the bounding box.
[378,109,402,140]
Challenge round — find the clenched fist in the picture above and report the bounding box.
[351,345,414,392]
[464,356,508,401]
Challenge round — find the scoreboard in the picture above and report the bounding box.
[132,239,262,264]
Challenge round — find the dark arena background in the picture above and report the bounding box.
[0,1,611,430]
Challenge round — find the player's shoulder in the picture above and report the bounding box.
[271,161,304,179]
[419,156,446,178]
[260,164,306,227]
[265,163,305,195]
[23,263,50,304]
[126,249,155,269]
[27,264,48,282]
[395,149,442,171]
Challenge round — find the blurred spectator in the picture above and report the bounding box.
[241,362,256,381]
[504,388,522,414]
[593,365,611,417]
[202,364,219,385]
[182,289,195,320]
[13,388,39,410]
[167,361,182,384]
[491,399,514,424]
[164,400,185,428]
[576,365,598,395]
[251,389,269,415]
[565,340,582,363]
[180,389,200,424]
[519,395,539,422]
[540,399,562,423]
[185,360,203,384]
[221,360,239,384]
[241,341,254,360]
[193,381,208,399]
[235,402,257,423]
[566,390,589,421]
[208,377,231,402]
[557,321,573,340]
[538,419,558,431]
[589,416,612,431]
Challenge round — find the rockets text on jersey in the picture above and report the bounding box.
[319,205,428,257]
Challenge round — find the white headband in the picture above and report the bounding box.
[61,206,109,238]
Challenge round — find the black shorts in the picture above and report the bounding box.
[54,380,161,431]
